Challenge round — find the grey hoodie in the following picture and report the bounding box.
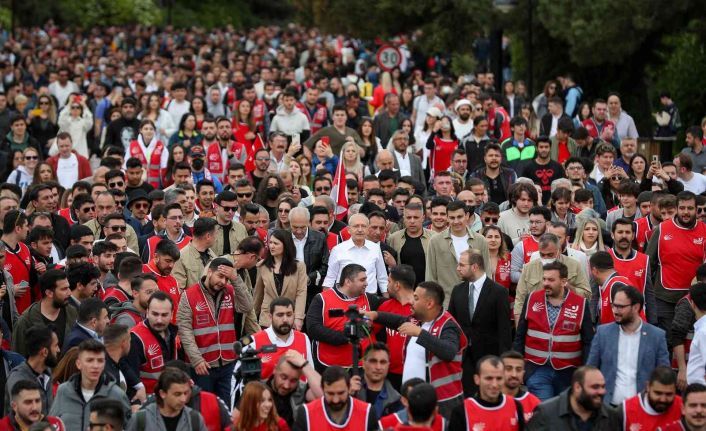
[269,104,310,136]
[126,402,207,431]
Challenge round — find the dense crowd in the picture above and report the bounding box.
[0,21,705,431]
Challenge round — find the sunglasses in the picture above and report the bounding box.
[610,176,622,181]
[484,217,499,224]
[315,186,331,192]
[115,200,126,206]
[71,105,81,109]
[236,192,253,198]
[108,225,127,232]
[24,156,38,160]
[109,182,124,188]
[82,206,95,213]
[132,202,150,210]
[278,208,290,214]
[39,101,49,106]
[698,208,706,214]
[220,205,237,212]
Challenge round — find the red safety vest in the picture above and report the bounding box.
[672,294,694,370]
[326,232,340,251]
[489,106,511,141]
[317,289,373,367]
[516,391,541,423]
[521,236,540,264]
[524,289,585,369]
[251,329,309,380]
[658,219,706,291]
[145,235,191,261]
[304,397,370,431]
[184,283,237,363]
[129,139,165,188]
[378,412,446,431]
[623,393,682,430]
[143,262,180,323]
[297,102,328,134]
[634,216,654,252]
[58,207,77,226]
[130,321,178,394]
[598,274,634,325]
[0,415,65,431]
[199,391,222,431]
[4,242,33,314]
[412,311,467,402]
[377,299,412,375]
[608,248,649,293]
[582,118,616,140]
[463,395,520,431]
[202,140,227,181]
[103,286,132,304]
[110,308,142,326]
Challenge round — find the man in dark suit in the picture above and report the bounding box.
[64,298,109,350]
[373,93,408,146]
[539,96,571,138]
[390,130,426,193]
[289,207,329,308]
[448,248,512,396]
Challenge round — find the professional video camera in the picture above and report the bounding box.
[233,337,277,384]
[329,304,371,376]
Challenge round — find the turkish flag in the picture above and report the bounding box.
[331,149,349,220]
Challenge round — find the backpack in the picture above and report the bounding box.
[134,408,201,431]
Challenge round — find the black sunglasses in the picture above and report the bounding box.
[109,225,127,232]
[484,217,499,224]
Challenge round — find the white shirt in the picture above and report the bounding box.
[249,327,313,361]
[687,314,706,385]
[323,239,389,294]
[56,153,79,189]
[451,233,469,262]
[452,118,473,140]
[550,115,560,137]
[394,150,411,177]
[612,322,642,404]
[402,320,433,384]
[167,99,191,127]
[469,273,487,313]
[293,230,308,263]
[679,173,706,194]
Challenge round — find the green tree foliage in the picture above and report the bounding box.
[59,0,162,27]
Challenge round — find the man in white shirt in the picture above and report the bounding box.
[676,153,706,194]
[166,82,191,126]
[687,282,706,385]
[323,213,388,296]
[452,99,473,140]
[412,79,444,132]
[53,133,81,188]
[48,67,79,109]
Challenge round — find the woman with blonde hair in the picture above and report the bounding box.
[341,140,366,184]
[232,381,289,431]
[571,218,605,257]
[370,71,397,112]
[28,94,59,151]
[6,147,40,194]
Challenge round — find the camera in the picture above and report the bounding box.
[328,304,370,375]
[233,337,277,384]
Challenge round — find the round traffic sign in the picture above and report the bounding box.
[376,45,402,71]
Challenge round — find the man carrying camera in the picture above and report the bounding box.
[306,263,385,372]
[265,350,323,424]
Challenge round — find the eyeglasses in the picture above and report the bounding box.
[220,205,237,213]
[256,156,271,161]
[167,215,183,221]
[567,166,583,171]
[315,186,331,192]
[89,422,108,430]
[611,303,634,310]
[109,182,124,188]
[108,225,127,232]
[484,217,499,224]
[82,206,95,213]
[132,202,150,210]
[24,155,38,160]
[529,220,545,225]
[237,192,253,198]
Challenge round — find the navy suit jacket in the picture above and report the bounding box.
[586,322,669,404]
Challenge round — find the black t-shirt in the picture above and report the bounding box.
[162,411,182,431]
[365,389,381,406]
[400,234,425,284]
[221,223,232,255]
[41,308,67,348]
[485,174,507,205]
[522,159,566,204]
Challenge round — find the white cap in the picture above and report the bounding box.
[426,106,443,118]
[455,99,472,112]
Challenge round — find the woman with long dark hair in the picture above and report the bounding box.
[233,381,289,431]
[253,229,307,330]
[168,113,203,150]
[163,144,186,187]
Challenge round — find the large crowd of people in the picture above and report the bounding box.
[0,21,704,431]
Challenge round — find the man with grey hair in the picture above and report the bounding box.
[313,195,347,238]
[375,149,397,174]
[550,177,573,193]
[514,232,591,323]
[289,206,329,307]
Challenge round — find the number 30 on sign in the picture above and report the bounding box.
[376,45,402,71]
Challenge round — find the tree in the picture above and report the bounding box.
[58,0,162,27]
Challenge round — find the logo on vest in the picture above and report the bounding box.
[531,302,545,313]
[663,234,673,241]
[629,424,642,431]
[169,286,178,294]
[149,355,164,369]
[147,344,160,356]
[221,294,233,309]
[510,417,517,426]
[695,237,704,245]
[563,304,579,319]
[472,424,485,431]
[634,269,644,278]
[209,154,219,161]
[195,301,208,312]
[261,354,272,363]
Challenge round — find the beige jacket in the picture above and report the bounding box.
[172,242,216,290]
[84,219,139,253]
[221,253,260,336]
[424,227,490,308]
[212,222,249,256]
[176,278,253,367]
[513,254,591,317]
[386,228,434,257]
[253,261,308,327]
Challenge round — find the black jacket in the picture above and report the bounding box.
[448,277,512,396]
[301,229,329,307]
[527,388,620,430]
[539,112,571,137]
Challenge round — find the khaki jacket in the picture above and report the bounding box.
[254,261,308,326]
[172,242,216,290]
[513,254,591,317]
[424,227,490,308]
[84,219,139,253]
[212,222,249,257]
[386,228,434,257]
[221,253,260,336]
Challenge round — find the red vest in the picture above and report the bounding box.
[251,329,309,380]
[103,286,131,304]
[658,219,706,290]
[634,216,654,252]
[429,136,458,176]
[489,107,511,141]
[516,391,541,423]
[0,415,65,431]
[623,393,682,430]
[495,256,512,290]
[378,412,446,431]
[582,118,616,140]
[304,397,370,431]
[232,98,265,133]
[463,395,520,431]
[326,232,340,251]
[598,274,634,325]
[672,294,694,369]
[377,299,413,374]
[524,289,585,369]
[414,311,467,402]
[203,140,226,180]
[317,288,374,367]
[297,102,328,134]
[4,242,33,314]
[58,207,77,226]
[143,262,181,323]
[145,235,191,262]
[110,308,142,326]
[608,248,649,293]
[184,283,237,363]
[129,139,165,188]
[199,391,222,431]
[521,236,540,264]
[131,321,178,394]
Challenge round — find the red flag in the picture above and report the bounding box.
[331,149,349,220]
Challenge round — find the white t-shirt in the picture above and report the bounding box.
[81,387,95,402]
[56,153,79,189]
[451,233,469,261]
[402,321,433,383]
[612,324,641,404]
[680,173,706,194]
[453,118,473,140]
[167,100,191,127]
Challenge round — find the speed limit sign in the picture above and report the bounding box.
[376,45,402,71]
